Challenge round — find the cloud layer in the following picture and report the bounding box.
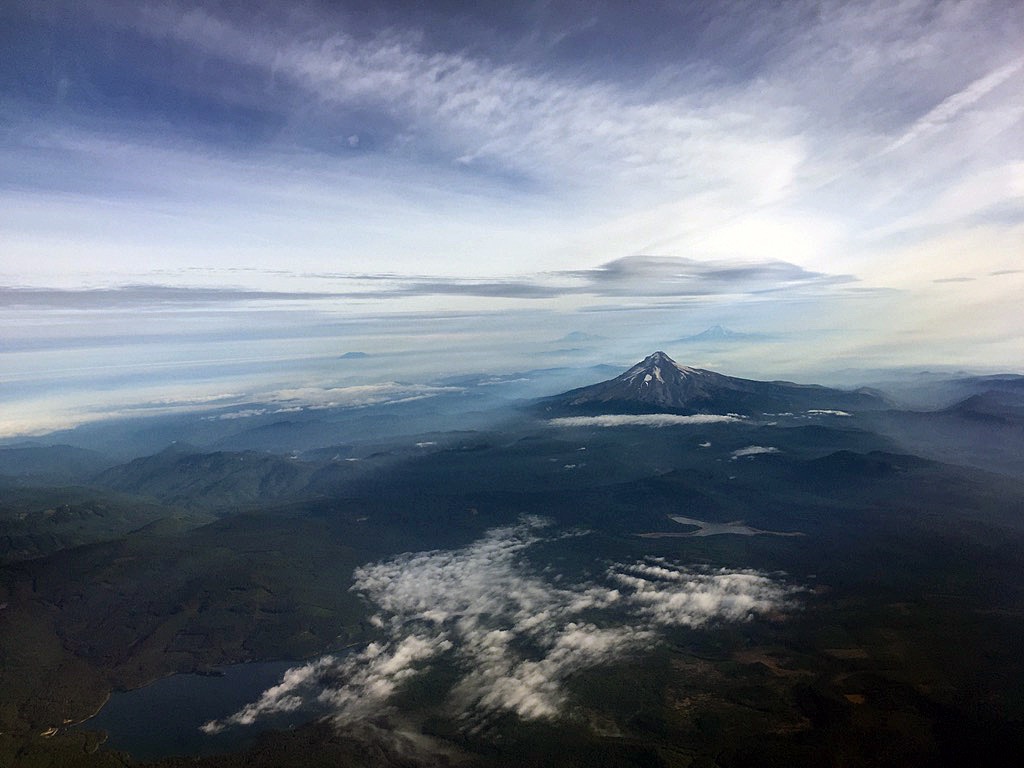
[731,446,781,459]
[548,414,741,428]
[2,0,1022,437]
[203,520,796,735]
[0,253,860,306]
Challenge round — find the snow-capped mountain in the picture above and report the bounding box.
[543,351,888,416]
[675,325,764,343]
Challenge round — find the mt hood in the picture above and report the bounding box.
[544,351,888,416]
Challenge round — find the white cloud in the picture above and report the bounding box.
[548,414,741,428]
[206,408,267,420]
[266,382,461,409]
[730,446,780,459]
[0,378,463,440]
[203,520,797,735]
[201,657,341,732]
[884,56,1024,154]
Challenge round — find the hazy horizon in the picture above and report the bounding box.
[2,0,1022,437]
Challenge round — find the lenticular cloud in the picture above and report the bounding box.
[202,520,796,735]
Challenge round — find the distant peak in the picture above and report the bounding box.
[678,325,762,343]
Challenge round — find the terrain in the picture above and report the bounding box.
[1,353,1023,767]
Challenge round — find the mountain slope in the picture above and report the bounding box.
[542,351,889,416]
[0,444,115,483]
[91,447,327,510]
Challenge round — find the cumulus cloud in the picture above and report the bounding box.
[203,520,796,735]
[548,414,741,428]
[730,446,780,459]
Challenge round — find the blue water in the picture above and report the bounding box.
[81,660,316,760]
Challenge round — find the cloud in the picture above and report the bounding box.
[548,414,741,428]
[113,2,806,205]
[730,446,780,459]
[303,252,861,303]
[4,0,1023,396]
[884,56,1024,154]
[206,408,267,420]
[564,255,856,297]
[0,379,465,440]
[265,382,462,409]
[609,560,793,627]
[203,520,797,735]
[1,252,864,307]
[0,285,337,308]
[335,253,858,303]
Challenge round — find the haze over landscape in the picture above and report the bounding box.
[1,2,1023,767]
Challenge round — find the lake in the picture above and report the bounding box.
[80,659,317,761]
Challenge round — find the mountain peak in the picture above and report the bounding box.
[676,325,763,343]
[546,352,890,416]
[645,350,674,364]
[637,350,681,369]
[544,351,718,412]
[627,351,697,380]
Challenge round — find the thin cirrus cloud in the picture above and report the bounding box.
[118,1,804,200]
[0,285,336,308]
[202,519,797,735]
[1,0,1022,384]
[2,2,1019,297]
[0,255,859,307]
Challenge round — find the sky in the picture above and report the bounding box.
[1,0,1022,436]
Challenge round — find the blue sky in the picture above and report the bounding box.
[1,0,1022,436]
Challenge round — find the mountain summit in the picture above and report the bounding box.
[582,351,732,410]
[677,325,763,343]
[544,351,888,416]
